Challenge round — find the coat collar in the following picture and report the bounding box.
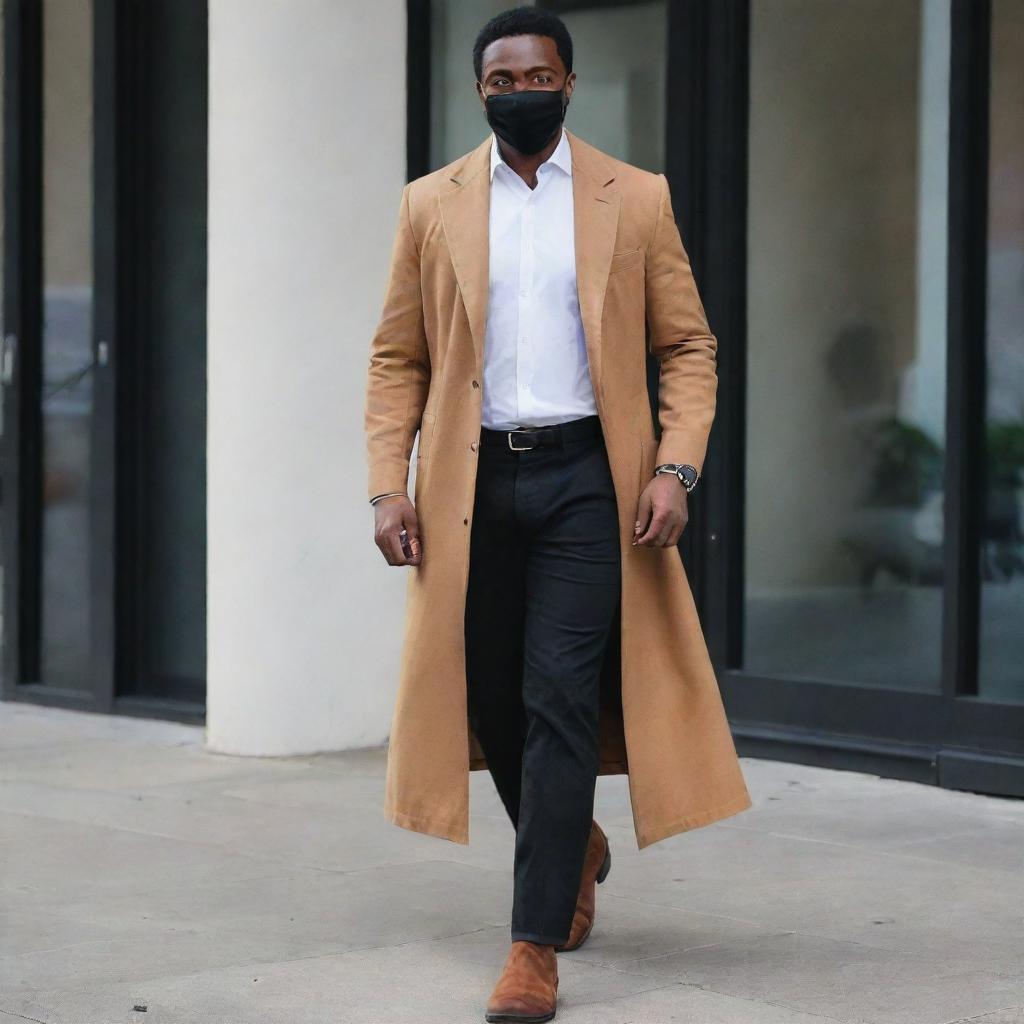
[439,127,621,390]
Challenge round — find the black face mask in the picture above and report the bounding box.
[484,88,568,156]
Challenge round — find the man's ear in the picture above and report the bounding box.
[476,81,486,108]
[564,71,576,101]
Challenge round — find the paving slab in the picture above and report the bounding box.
[1,701,1021,1024]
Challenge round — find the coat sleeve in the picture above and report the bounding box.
[644,173,718,476]
[364,183,432,501]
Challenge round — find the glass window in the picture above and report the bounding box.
[744,0,949,690]
[538,2,666,172]
[979,0,1024,702]
[0,8,5,651]
[41,0,95,691]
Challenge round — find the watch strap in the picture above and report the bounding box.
[654,463,699,493]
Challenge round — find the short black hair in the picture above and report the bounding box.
[473,6,573,83]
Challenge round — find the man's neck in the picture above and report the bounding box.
[497,130,562,190]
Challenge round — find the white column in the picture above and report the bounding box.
[206,0,408,754]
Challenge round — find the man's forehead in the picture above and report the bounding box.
[481,34,563,72]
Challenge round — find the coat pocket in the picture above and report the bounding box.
[417,411,437,460]
[609,247,643,274]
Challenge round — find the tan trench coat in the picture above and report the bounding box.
[364,128,752,849]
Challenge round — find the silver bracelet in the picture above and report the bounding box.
[364,487,403,503]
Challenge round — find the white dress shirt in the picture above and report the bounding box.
[481,127,597,430]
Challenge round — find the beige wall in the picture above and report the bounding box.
[206,0,408,755]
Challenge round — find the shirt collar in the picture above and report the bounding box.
[490,125,572,182]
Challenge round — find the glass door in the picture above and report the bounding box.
[690,0,1024,796]
[977,0,1023,707]
[1,0,207,717]
[39,0,97,696]
[2,0,114,708]
[744,0,948,695]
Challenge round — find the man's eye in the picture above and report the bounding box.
[535,75,550,84]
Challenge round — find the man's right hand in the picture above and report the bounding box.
[373,495,422,566]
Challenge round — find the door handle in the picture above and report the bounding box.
[1,333,16,386]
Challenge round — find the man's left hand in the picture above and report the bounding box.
[634,474,688,547]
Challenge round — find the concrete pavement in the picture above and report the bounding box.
[0,701,1021,1024]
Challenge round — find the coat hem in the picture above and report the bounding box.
[384,804,470,845]
[471,757,629,775]
[633,790,754,850]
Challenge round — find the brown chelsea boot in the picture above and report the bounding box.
[485,940,558,1023]
[554,819,611,953]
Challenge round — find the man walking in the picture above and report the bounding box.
[364,8,751,1020]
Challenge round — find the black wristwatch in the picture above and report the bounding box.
[654,463,699,493]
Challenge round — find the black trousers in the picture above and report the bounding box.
[464,414,622,945]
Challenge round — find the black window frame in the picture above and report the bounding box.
[1,0,207,724]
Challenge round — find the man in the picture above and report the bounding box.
[364,7,751,1021]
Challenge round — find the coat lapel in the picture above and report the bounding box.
[438,129,621,389]
[439,136,492,374]
[567,129,621,398]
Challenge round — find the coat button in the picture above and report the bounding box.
[463,517,469,525]
[471,380,479,389]
[470,441,478,452]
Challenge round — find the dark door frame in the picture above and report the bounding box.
[686,0,1023,798]
[2,0,44,707]
[1,0,204,724]
[1,0,118,713]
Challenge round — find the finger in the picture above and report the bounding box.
[404,532,423,566]
[669,516,689,546]
[655,516,679,548]
[636,510,670,546]
[663,522,683,548]
[633,494,653,545]
[401,509,423,565]
[402,511,421,545]
[382,527,407,566]
[374,525,395,565]
[651,521,674,547]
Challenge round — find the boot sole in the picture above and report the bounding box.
[554,842,611,953]
[485,1012,555,1023]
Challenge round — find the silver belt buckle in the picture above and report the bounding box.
[507,429,536,451]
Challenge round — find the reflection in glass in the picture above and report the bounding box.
[41,0,94,691]
[979,0,1024,702]
[744,0,948,690]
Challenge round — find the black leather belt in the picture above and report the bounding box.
[479,414,603,451]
